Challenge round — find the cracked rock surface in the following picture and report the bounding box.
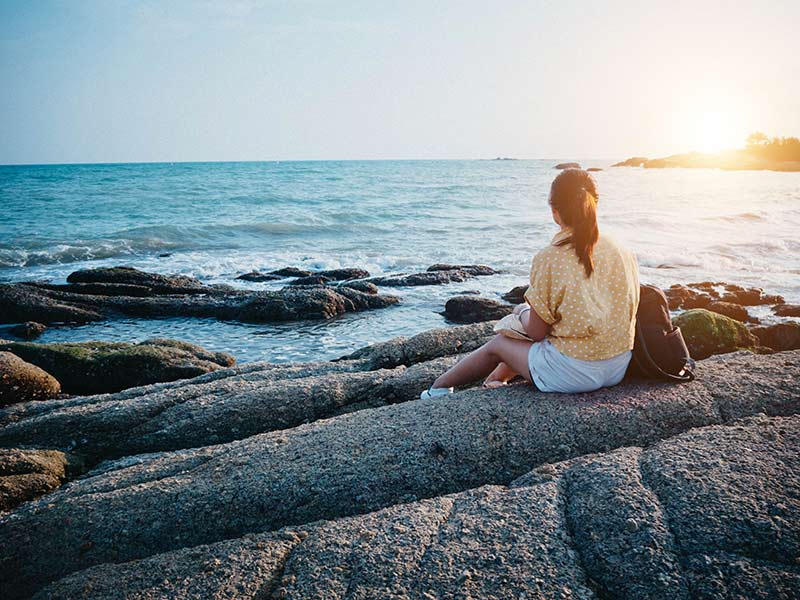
[0,349,797,598]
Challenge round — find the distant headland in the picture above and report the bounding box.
[614,132,800,172]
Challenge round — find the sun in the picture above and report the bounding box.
[677,89,746,154]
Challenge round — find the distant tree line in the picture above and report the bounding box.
[745,132,800,161]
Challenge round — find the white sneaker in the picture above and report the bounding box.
[419,386,454,400]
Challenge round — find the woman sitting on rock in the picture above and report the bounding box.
[421,169,639,397]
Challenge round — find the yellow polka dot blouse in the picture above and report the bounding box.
[524,228,640,361]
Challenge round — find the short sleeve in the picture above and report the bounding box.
[523,251,559,325]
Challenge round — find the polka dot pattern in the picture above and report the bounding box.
[524,228,640,361]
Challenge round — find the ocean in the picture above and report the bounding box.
[1,160,799,363]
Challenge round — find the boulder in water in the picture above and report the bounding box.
[0,339,235,395]
[314,268,370,281]
[426,264,499,276]
[751,322,800,352]
[269,267,312,278]
[706,301,757,323]
[774,303,800,317]
[502,284,528,304]
[8,322,46,340]
[235,271,281,282]
[288,275,332,286]
[67,266,207,295]
[554,162,581,169]
[444,296,513,323]
[0,351,61,406]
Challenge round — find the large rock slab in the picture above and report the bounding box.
[0,358,456,463]
[0,352,60,406]
[0,339,234,395]
[1,351,797,597]
[32,414,800,600]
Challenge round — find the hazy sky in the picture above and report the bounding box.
[1,0,798,164]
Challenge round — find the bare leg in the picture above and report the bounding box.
[432,335,534,389]
[483,362,518,387]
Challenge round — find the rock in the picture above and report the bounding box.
[444,296,513,323]
[3,358,798,599]
[66,266,207,295]
[236,271,281,282]
[0,277,401,325]
[751,322,800,352]
[502,284,528,304]
[586,167,603,172]
[719,284,784,306]
[314,268,370,281]
[554,162,581,170]
[343,321,495,369]
[665,285,715,310]
[774,304,800,317]
[426,264,500,276]
[368,270,473,287]
[706,301,757,323]
[612,157,649,167]
[0,359,457,464]
[0,339,235,395]
[0,448,82,512]
[269,267,312,278]
[339,280,378,294]
[673,309,760,359]
[29,282,157,297]
[8,322,46,340]
[288,275,332,286]
[0,352,61,406]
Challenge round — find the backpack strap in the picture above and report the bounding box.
[634,320,695,382]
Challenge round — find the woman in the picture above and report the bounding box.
[421,168,639,397]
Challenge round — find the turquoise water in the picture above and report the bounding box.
[1,160,799,362]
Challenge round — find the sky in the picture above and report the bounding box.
[0,0,798,164]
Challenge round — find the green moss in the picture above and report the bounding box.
[673,309,759,360]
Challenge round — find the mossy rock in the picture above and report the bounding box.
[672,309,760,360]
[0,448,85,512]
[0,339,235,395]
[0,351,61,406]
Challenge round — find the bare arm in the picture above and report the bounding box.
[515,304,550,342]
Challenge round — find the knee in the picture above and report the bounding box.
[484,335,506,360]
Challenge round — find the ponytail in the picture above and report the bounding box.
[549,170,599,277]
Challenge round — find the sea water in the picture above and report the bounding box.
[1,160,798,363]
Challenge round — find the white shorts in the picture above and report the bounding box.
[528,339,631,393]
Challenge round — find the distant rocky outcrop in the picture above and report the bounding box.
[0,267,400,325]
[0,352,61,406]
[0,349,797,599]
[367,264,499,287]
[0,339,234,396]
[555,162,581,170]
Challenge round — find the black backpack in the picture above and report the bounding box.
[627,284,695,382]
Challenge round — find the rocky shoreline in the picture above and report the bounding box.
[1,264,799,599]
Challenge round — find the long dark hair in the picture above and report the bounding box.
[549,169,599,277]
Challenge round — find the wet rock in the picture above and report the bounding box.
[236,271,282,282]
[426,264,500,276]
[665,285,715,310]
[774,303,800,317]
[0,352,61,406]
[288,275,332,286]
[8,322,46,340]
[706,301,757,323]
[269,267,312,278]
[67,266,207,295]
[554,162,581,169]
[444,296,513,323]
[719,284,784,306]
[368,270,473,287]
[502,284,528,304]
[0,277,400,325]
[673,309,760,360]
[0,448,82,512]
[29,282,157,297]
[4,359,798,600]
[0,339,234,395]
[314,268,370,281]
[339,280,378,294]
[750,322,800,352]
